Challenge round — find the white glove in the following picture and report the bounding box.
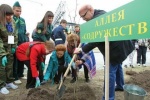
[145,42,148,47]
[135,44,139,49]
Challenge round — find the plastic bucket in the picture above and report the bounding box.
[123,84,147,100]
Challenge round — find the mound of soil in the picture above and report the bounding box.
[0,96,5,100]
[21,84,96,100]
[128,70,150,92]
[125,70,137,75]
[25,88,54,100]
[2,67,150,100]
[62,85,96,100]
[18,88,54,100]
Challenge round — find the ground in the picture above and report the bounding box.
[0,66,150,100]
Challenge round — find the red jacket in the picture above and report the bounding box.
[16,42,46,77]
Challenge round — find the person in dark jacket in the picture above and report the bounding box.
[74,4,134,100]
[13,1,27,84]
[13,1,27,45]
[136,39,150,67]
[52,19,67,45]
[25,32,30,42]
[32,11,54,42]
[74,25,80,36]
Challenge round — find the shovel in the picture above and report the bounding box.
[54,43,81,100]
[54,74,66,100]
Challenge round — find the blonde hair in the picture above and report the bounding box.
[67,33,79,43]
[44,40,55,50]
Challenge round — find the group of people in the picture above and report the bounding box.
[1,1,150,100]
[124,39,150,68]
[0,1,96,96]
[0,1,54,93]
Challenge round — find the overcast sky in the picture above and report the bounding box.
[0,0,133,34]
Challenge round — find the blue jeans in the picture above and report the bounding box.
[103,63,124,100]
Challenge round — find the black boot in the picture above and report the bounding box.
[70,77,76,83]
[85,78,90,83]
[115,88,124,91]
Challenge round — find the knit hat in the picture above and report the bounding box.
[13,1,21,7]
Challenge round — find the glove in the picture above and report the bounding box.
[35,77,40,88]
[11,48,16,54]
[135,44,139,49]
[2,56,7,67]
[41,62,45,70]
[41,79,47,85]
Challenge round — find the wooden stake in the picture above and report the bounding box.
[58,43,82,90]
[105,36,109,100]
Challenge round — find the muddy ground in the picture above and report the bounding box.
[0,66,150,100]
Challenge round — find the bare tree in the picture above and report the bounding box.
[73,0,78,23]
[66,6,73,23]
[26,0,43,6]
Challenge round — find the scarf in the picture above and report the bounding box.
[6,23,13,33]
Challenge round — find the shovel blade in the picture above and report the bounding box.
[54,85,66,100]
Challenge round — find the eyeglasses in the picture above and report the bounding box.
[81,10,88,18]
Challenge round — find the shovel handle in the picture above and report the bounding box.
[58,43,82,90]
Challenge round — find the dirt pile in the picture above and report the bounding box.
[0,96,5,100]
[1,68,150,100]
[126,70,137,75]
[20,84,96,100]
[127,70,150,92]
[25,88,54,100]
[16,88,55,100]
[61,85,96,100]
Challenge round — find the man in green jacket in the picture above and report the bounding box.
[13,1,27,84]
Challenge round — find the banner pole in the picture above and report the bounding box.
[105,36,109,100]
